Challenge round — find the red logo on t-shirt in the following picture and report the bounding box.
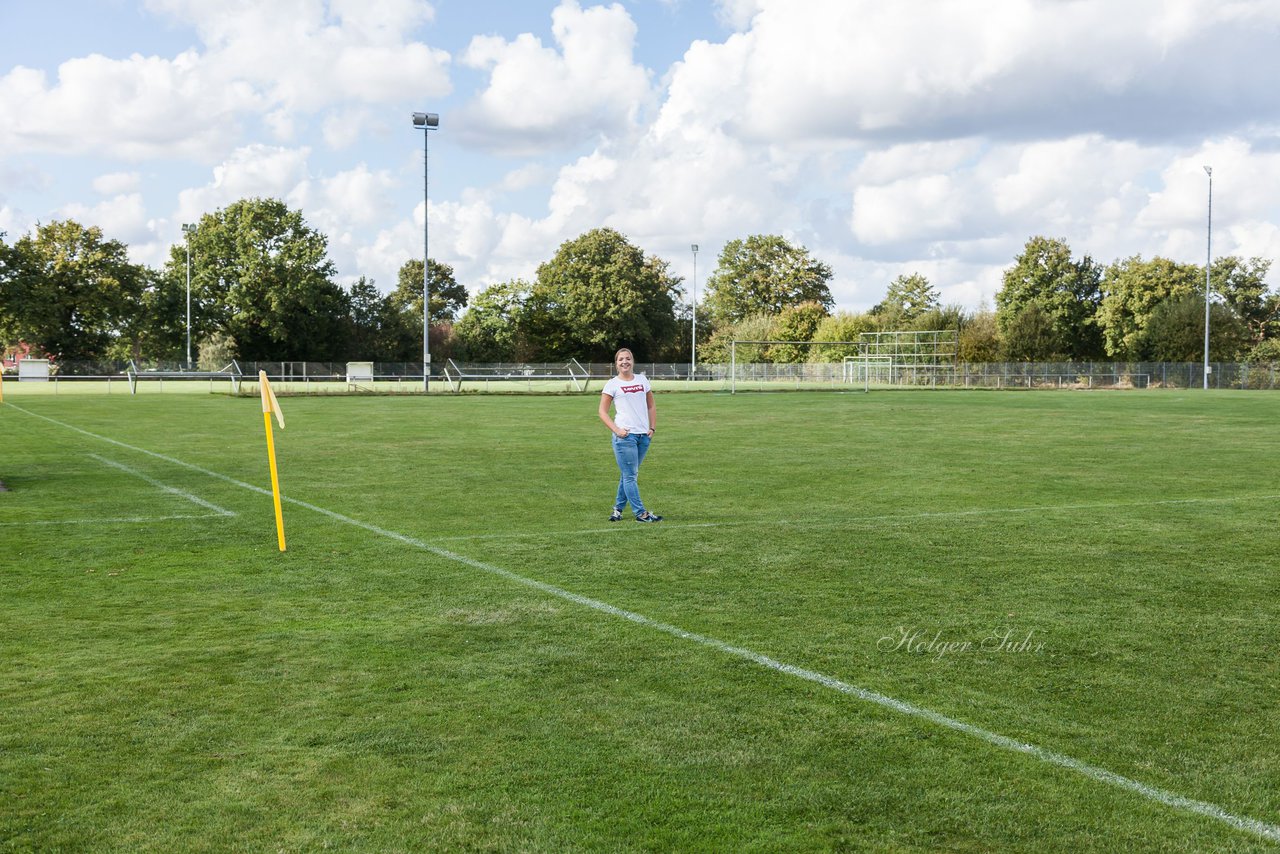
[620,383,644,394]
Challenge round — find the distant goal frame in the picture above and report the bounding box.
[729,331,959,393]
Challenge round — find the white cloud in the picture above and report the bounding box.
[93,172,142,195]
[498,163,551,192]
[852,174,969,246]
[60,193,153,248]
[713,0,763,30]
[1138,138,1280,262]
[458,0,654,151]
[322,107,373,149]
[0,1,449,161]
[176,144,311,225]
[146,0,450,111]
[0,51,252,160]
[689,0,1280,144]
[0,205,27,236]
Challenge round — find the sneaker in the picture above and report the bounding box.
[609,509,623,522]
[635,511,663,523]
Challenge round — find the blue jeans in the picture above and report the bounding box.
[612,432,651,515]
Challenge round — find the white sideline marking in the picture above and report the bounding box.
[0,514,229,527]
[8,402,1280,845]
[87,453,237,516]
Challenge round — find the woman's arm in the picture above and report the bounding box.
[599,393,627,437]
[646,391,657,436]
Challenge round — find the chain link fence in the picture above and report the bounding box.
[8,358,1280,392]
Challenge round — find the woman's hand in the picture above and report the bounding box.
[613,427,629,438]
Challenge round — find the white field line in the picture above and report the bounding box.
[0,513,229,527]
[8,402,1279,845]
[87,453,236,516]
[428,494,1280,543]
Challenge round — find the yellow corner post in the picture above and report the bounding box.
[259,370,287,551]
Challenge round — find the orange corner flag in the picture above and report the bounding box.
[259,371,287,551]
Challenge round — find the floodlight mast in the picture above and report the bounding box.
[182,223,195,370]
[412,112,440,392]
[1202,165,1212,391]
[690,244,699,380]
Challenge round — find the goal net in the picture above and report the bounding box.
[856,330,958,389]
[729,331,958,392]
[728,340,867,392]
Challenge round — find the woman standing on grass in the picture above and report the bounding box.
[598,348,662,523]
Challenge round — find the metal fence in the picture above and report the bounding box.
[896,362,1280,390]
[8,359,1280,392]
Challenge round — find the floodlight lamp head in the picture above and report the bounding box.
[1204,165,1212,177]
[412,112,440,128]
[182,223,195,235]
[691,244,699,253]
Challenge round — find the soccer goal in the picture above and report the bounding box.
[856,330,958,389]
[126,361,244,394]
[441,358,591,392]
[843,355,894,391]
[728,331,959,393]
[728,340,865,393]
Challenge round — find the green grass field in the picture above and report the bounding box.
[3,389,1279,851]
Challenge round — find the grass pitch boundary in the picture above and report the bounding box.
[8,400,1280,845]
[87,452,237,517]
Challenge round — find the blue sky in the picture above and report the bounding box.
[3,0,1279,312]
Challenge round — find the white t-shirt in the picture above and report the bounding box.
[603,374,651,433]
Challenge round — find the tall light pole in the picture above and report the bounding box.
[182,223,195,370]
[690,244,699,380]
[412,111,439,392]
[1202,165,1212,390]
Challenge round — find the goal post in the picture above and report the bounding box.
[729,331,958,393]
[844,355,894,391]
[729,340,866,393]
[858,330,957,389]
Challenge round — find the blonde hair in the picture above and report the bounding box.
[613,348,634,363]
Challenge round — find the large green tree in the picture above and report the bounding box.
[107,266,180,363]
[1138,293,1249,362]
[770,301,830,362]
[995,236,1105,360]
[1002,303,1066,361]
[957,309,1001,362]
[872,273,939,325]
[703,235,833,326]
[808,310,877,361]
[529,228,679,361]
[700,313,778,364]
[173,198,350,361]
[1213,256,1277,346]
[392,259,468,323]
[346,276,414,360]
[370,259,470,361]
[0,220,146,362]
[1097,255,1203,359]
[453,280,536,362]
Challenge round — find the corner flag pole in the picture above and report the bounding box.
[259,370,286,552]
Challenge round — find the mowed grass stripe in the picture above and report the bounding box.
[88,453,237,516]
[425,491,1280,543]
[8,399,1279,846]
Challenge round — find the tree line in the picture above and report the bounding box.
[2,197,1277,367]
